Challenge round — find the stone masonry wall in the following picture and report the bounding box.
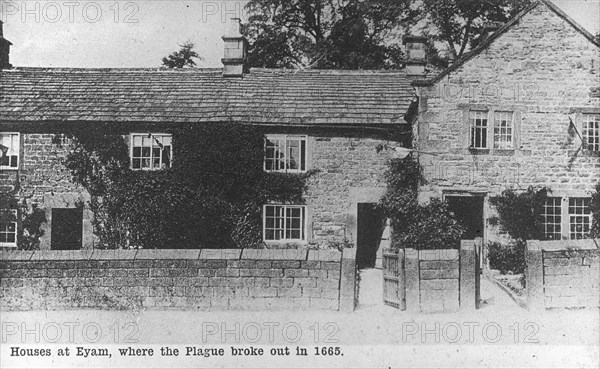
[1,131,397,249]
[306,135,394,245]
[403,241,479,313]
[0,133,93,249]
[415,3,600,240]
[0,248,357,312]
[526,239,599,310]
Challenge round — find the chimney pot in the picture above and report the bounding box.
[403,35,428,77]
[222,18,248,77]
[0,21,13,70]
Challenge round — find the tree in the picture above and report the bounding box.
[421,0,533,61]
[162,41,202,68]
[243,0,418,70]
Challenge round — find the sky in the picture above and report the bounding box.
[0,0,598,68]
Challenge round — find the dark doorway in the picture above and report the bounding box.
[356,203,385,269]
[445,196,485,240]
[51,208,83,250]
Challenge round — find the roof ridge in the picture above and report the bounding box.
[4,67,224,73]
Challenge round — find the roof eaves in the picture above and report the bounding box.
[412,1,542,87]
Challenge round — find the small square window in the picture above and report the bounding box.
[469,111,488,149]
[582,114,599,152]
[0,209,17,247]
[263,205,306,242]
[0,133,19,170]
[264,135,307,173]
[130,134,172,170]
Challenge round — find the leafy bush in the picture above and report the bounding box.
[402,198,465,250]
[487,241,526,275]
[488,187,549,242]
[591,182,600,238]
[380,156,464,250]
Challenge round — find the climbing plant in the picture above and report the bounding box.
[590,181,600,238]
[59,123,314,249]
[379,155,464,250]
[488,186,549,242]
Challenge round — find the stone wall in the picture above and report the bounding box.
[526,239,599,310]
[388,241,479,313]
[1,130,398,249]
[414,3,600,241]
[0,248,357,312]
[306,134,394,245]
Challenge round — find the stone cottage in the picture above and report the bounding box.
[0,19,417,266]
[412,0,600,245]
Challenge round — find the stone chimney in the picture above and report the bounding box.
[222,18,248,77]
[403,35,427,77]
[0,21,13,70]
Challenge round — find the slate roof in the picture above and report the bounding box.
[0,67,414,126]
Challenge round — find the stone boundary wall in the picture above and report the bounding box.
[395,241,479,313]
[0,248,357,312]
[526,239,599,310]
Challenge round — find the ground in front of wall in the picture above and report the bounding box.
[1,269,598,368]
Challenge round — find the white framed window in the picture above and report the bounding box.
[569,198,591,240]
[264,135,307,172]
[493,111,514,149]
[0,132,19,169]
[469,111,488,149]
[263,205,306,242]
[541,197,562,240]
[0,209,17,247]
[582,114,599,152]
[130,133,172,170]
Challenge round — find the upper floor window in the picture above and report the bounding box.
[582,114,599,152]
[0,132,19,169]
[263,204,306,242]
[264,135,307,172]
[130,133,172,170]
[469,111,488,149]
[493,111,514,149]
[541,197,562,240]
[569,198,591,240]
[0,209,17,247]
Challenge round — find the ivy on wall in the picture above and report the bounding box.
[58,123,314,249]
[590,182,600,238]
[0,173,47,250]
[379,155,464,250]
[488,186,549,242]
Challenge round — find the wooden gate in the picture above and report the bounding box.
[382,248,405,309]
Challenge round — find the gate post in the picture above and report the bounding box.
[405,248,420,312]
[459,240,478,311]
[525,240,545,311]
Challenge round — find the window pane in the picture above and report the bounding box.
[132,159,141,169]
[141,147,151,158]
[133,147,141,157]
[162,146,171,168]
